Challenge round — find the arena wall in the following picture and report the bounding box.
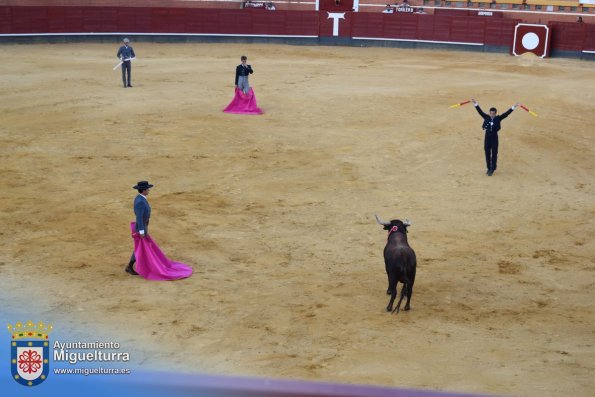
[0,5,592,58]
[3,0,595,22]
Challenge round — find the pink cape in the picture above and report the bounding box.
[130,222,193,281]
[223,88,264,115]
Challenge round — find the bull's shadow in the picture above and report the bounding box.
[375,215,417,314]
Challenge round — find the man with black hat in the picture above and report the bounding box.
[126,181,153,275]
[117,38,135,88]
[471,98,519,176]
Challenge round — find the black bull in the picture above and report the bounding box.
[375,215,417,313]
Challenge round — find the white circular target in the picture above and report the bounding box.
[522,32,540,50]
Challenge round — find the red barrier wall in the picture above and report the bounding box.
[583,23,595,52]
[0,6,592,54]
[549,21,590,52]
[484,18,520,46]
[0,7,320,36]
[434,9,504,18]
[350,13,518,46]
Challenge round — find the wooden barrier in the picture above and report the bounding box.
[549,21,590,51]
[350,12,518,45]
[0,5,592,55]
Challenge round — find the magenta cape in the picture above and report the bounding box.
[130,222,193,281]
[223,88,264,115]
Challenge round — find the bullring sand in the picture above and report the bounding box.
[0,43,594,396]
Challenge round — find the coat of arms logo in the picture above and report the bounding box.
[7,320,52,386]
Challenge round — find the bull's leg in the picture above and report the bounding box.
[404,268,416,311]
[385,260,391,295]
[393,282,407,314]
[386,277,397,312]
[387,284,397,295]
[404,284,413,311]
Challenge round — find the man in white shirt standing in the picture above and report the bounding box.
[126,181,153,275]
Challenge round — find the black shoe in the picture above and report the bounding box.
[125,265,138,275]
[127,84,132,87]
[487,169,494,176]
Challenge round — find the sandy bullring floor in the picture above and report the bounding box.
[0,43,594,396]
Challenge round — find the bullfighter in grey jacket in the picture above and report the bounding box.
[117,38,136,88]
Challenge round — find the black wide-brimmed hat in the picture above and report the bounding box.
[133,181,154,190]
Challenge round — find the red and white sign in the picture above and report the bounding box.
[512,23,551,58]
[475,10,503,17]
[319,11,352,37]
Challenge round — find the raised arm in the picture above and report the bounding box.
[500,103,519,120]
[472,99,488,119]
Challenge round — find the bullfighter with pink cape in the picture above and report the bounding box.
[223,55,263,115]
[126,181,192,281]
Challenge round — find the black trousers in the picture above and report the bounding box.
[484,135,499,171]
[121,61,132,86]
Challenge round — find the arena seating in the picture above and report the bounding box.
[359,0,595,23]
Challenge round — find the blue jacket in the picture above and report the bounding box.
[117,45,136,60]
[134,195,151,233]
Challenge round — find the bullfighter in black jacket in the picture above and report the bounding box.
[472,98,519,176]
[235,55,253,94]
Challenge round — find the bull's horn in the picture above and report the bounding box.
[375,214,390,226]
[403,219,412,226]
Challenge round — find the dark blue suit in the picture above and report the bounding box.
[130,194,151,263]
[117,45,135,87]
[134,194,151,234]
[475,105,514,171]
